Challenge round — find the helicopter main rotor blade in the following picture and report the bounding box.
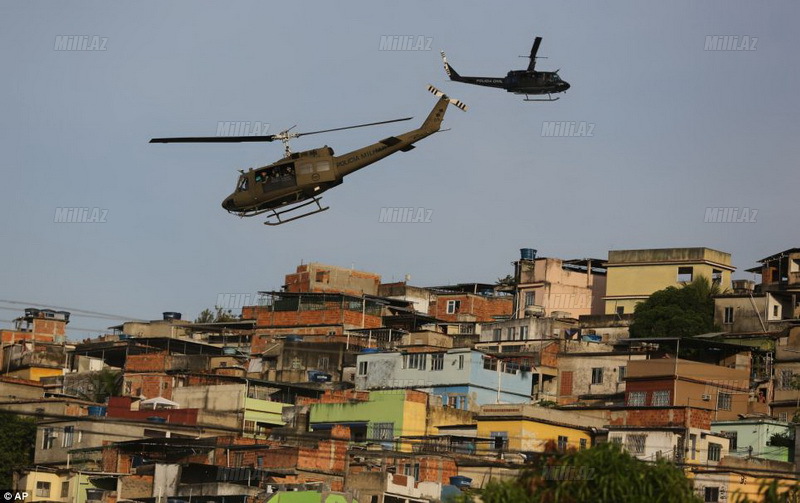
[527,36,542,72]
[296,117,413,138]
[149,135,278,143]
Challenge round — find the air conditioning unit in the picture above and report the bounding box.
[701,394,711,401]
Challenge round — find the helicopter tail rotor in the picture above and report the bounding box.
[426,84,468,112]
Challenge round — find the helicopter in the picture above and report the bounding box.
[150,86,467,225]
[440,36,570,102]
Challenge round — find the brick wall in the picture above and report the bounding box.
[123,373,174,400]
[430,294,513,323]
[125,352,169,372]
[243,307,382,330]
[607,407,711,429]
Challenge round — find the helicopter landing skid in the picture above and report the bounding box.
[264,196,329,226]
[523,93,560,102]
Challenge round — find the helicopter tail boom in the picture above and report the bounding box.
[441,51,462,80]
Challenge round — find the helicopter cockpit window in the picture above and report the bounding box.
[237,176,248,192]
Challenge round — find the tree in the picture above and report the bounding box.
[733,479,800,503]
[456,442,701,503]
[629,276,721,338]
[80,368,123,403]
[195,307,238,323]
[0,412,36,487]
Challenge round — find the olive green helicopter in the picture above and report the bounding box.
[150,86,466,225]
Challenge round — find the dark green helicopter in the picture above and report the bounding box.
[441,36,570,102]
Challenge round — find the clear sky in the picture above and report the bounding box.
[1,1,797,339]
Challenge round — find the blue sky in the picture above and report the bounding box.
[1,1,797,338]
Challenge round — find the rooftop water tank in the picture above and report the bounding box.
[520,248,538,261]
[163,312,182,321]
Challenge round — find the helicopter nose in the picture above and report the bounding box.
[222,197,234,211]
[562,81,570,91]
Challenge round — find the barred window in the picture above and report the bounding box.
[651,390,670,406]
[627,391,646,406]
[717,392,732,411]
[626,434,647,455]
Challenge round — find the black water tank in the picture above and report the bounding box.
[520,248,538,261]
[163,312,182,321]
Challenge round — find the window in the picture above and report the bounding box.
[717,392,732,411]
[520,326,529,340]
[358,361,368,376]
[36,482,51,498]
[406,353,427,370]
[42,427,56,450]
[780,370,794,390]
[723,307,734,324]
[237,176,248,192]
[492,328,502,342]
[372,422,394,441]
[63,425,74,448]
[318,356,329,370]
[704,487,720,502]
[712,269,722,285]
[503,362,519,374]
[627,391,646,406]
[460,324,474,334]
[708,442,722,462]
[557,435,568,451]
[447,394,467,410]
[431,353,444,371]
[626,434,646,455]
[244,420,255,433]
[483,357,497,371]
[651,390,670,406]
[525,292,535,306]
[491,432,508,450]
[456,354,464,370]
[610,436,623,445]
[677,266,693,282]
[591,368,603,384]
[579,438,587,450]
[618,366,627,382]
[774,305,780,317]
[507,327,516,341]
[404,462,420,480]
[690,433,697,460]
[779,412,789,422]
[61,482,70,499]
[720,431,737,451]
[616,306,624,316]
[446,300,461,314]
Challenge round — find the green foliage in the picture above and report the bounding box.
[80,368,123,403]
[629,276,720,338]
[195,307,238,323]
[456,443,701,503]
[0,412,36,487]
[733,479,800,503]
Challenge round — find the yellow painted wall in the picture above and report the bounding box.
[605,264,732,315]
[401,397,428,450]
[476,419,591,452]
[18,471,66,502]
[7,367,63,382]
